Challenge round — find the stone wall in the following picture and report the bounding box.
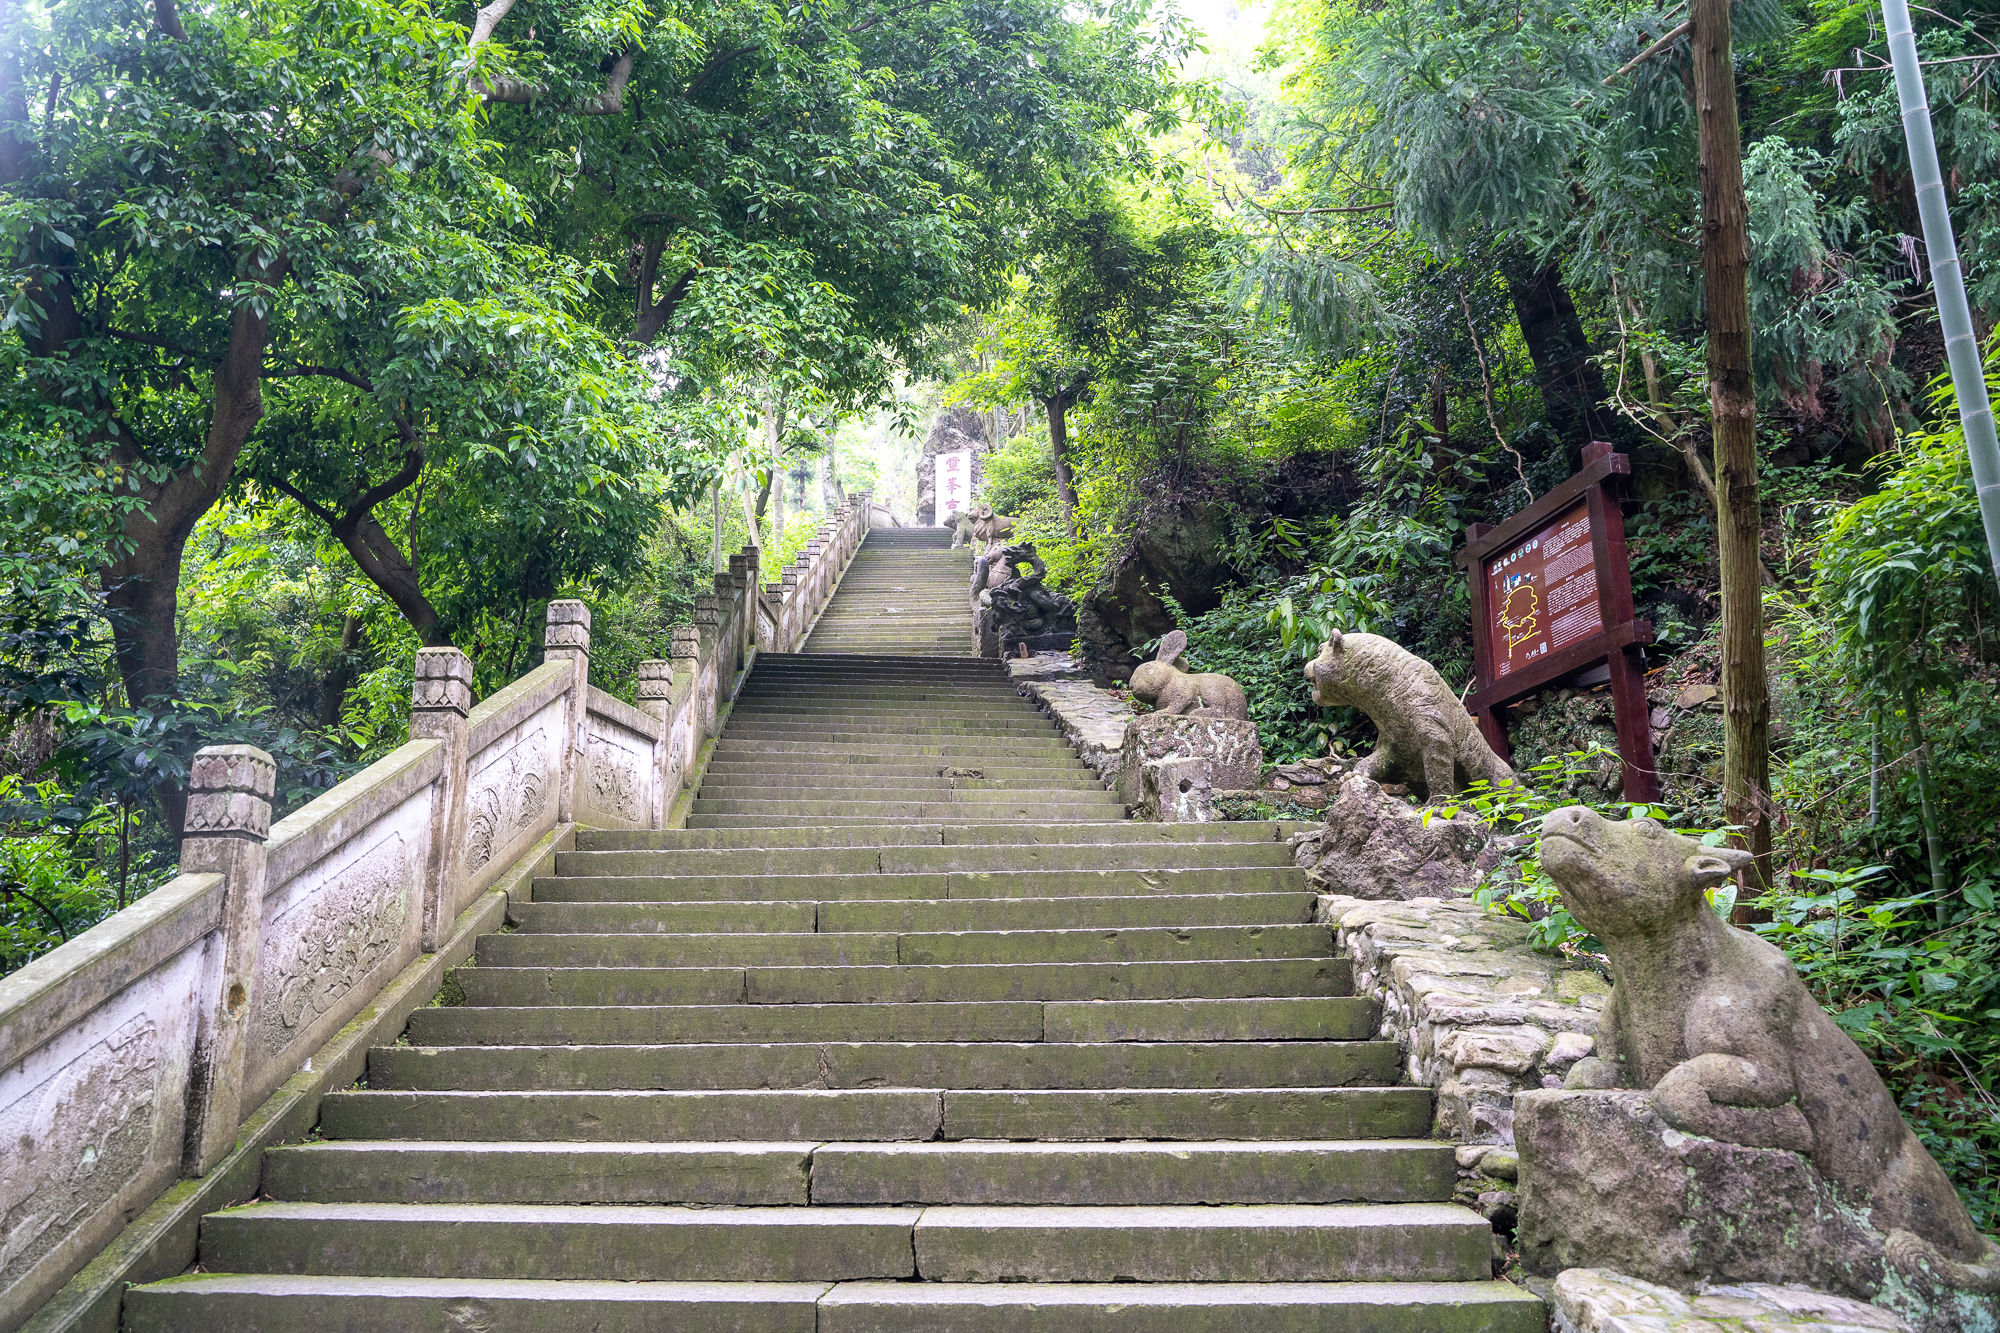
[1315,892,1609,1225]
[1011,654,1133,786]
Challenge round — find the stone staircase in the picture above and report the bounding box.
[804,526,972,655]
[122,538,1541,1331]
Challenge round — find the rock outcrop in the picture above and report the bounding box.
[1292,775,1499,899]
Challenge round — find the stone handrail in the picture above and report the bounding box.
[759,490,872,653]
[0,538,785,1330]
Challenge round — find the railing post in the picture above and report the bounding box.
[179,743,275,1175]
[728,552,752,671]
[636,659,675,827]
[544,600,591,824]
[805,537,826,612]
[410,647,472,950]
[712,571,738,680]
[692,594,720,734]
[780,567,801,650]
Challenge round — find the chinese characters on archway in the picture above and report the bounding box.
[936,448,974,523]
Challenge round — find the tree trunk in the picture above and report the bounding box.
[1430,369,1450,450]
[99,292,282,838]
[331,505,450,646]
[762,397,785,544]
[1042,389,1080,536]
[1693,0,1773,886]
[1503,257,1620,464]
[318,613,366,728]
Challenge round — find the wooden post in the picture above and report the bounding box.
[1463,520,1509,759]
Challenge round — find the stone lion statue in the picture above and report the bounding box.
[1304,629,1513,801]
[1128,630,1248,720]
[1545,806,2000,1289]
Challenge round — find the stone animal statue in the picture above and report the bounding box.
[946,505,1014,548]
[978,543,1073,638]
[1304,629,1513,801]
[1545,806,2000,1289]
[1128,630,1249,720]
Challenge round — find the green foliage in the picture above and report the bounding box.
[1749,864,2000,1231]
[0,778,142,974]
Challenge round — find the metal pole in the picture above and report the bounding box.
[1882,0,2000,593]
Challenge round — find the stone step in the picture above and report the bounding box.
[477,923,1333,967]
[813,1280,1547,1333]
[192,1201,1491,1283]
[508,900,822,934]
[813,893,1316,933]
[259,1139,1451,1206]
[575,823,1294,851]
[404,997,1376,1046]
[558,842,1292,876]
[686,801,1122,821]
[731,697,1028,714]
[263,1141,816,1204]
[367,1040,1409,1093]
[511,891,1314,935]
[696,776,1109,795]
[319,1088,948,1142]
[123,1274,826,1333]
[733,688,1023,704]
[531,868,1304,903]
[720,719,1059,738]
[451,958,1346,1007]
[806,641,972,654]
[808,1139,1455,1205]
[699,766,1097,787]
[317,1087,1430,1144]
[712,734,1078,757]
[125,1275,1545,1333]
[695,784,1110,805]
[687,814,1085,828]
[194,1201,925,1281]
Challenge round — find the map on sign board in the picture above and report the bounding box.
[935,448,974,524]
[1483,499,1602,678]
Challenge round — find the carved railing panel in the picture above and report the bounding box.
[0,874,220,1328]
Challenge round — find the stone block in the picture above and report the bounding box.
[1139,755,1216,823]
[1521,1096,2000,1332]
[1550,1267,1911,1333]
[1117,711,1262,806]
[1519,1090,1885,1294]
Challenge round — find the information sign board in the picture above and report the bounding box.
[1457,443,1660,801]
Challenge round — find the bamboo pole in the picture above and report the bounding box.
[1881,0,2000,595]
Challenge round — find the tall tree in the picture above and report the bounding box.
[0,0,488,827]
[1692,0,1771,882]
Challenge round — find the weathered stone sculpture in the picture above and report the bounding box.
[1517,805,2000,1316]
[974,542,1075,655]
[1128,630,1248,719]
[1304,629,1512,801]
[948,504,1014,549]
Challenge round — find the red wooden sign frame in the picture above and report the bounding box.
[1457,442,1661,802]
